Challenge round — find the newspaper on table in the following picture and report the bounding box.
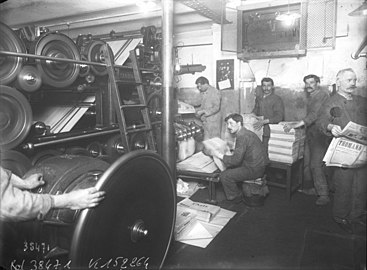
[323,121,367,168]
[176,151,218,173]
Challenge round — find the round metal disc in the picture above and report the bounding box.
[129,132,148,151]
[34,32,80,88]
[0,85,32,151]
[87,40,113,76]
[0,150,32,177]
[70,150,176,270]
[16,65,42,92]
[0,22,26,85]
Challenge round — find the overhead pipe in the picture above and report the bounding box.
[161,0,176,179]
[351,35,367,59]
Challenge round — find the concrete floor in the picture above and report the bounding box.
[163,183,366,270]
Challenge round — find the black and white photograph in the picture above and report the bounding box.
[0,0,366,269]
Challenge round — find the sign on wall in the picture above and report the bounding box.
[216,59,234,90]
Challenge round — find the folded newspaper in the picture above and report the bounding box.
[177,198,221,223]
[323,121,367,168]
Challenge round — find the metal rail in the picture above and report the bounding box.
[22,127,121,149]
[0,50,155,71]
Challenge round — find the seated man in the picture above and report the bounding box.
[204,113,267,203]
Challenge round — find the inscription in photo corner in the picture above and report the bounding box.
[10,256,150,270]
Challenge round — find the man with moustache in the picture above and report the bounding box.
[204,113,267,203]
[253,77,285,162]
[283,74,331,206]
[318,68,367,233]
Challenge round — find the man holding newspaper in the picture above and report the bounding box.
[318,68,367,234]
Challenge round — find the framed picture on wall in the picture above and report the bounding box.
[216,59,234,90]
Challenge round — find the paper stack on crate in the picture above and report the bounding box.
[268,123,305,164]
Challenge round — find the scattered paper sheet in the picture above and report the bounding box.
[176,179,205,198]
[176,207,236,248]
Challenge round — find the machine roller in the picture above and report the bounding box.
[6,151,176,270]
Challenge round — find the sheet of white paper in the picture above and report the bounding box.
[177,208,236,248]
[218,79,231,90]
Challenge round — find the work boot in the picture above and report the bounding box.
[299,187,317,196]
[315,195,330,206]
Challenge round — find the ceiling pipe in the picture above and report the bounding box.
[161,0,176,178]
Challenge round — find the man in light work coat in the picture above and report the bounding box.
[252,77,285,162]
[284,74,331,206]
[195,76,222,140]
[317,68,367,234]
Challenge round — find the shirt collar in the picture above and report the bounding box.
[338,91,353,101]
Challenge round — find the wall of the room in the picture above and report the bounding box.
[174,0,367,138]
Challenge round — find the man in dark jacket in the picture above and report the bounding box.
[284,74,331,206]
[317,68,367,233]
[253,77,285,161]
[206,113,267,201]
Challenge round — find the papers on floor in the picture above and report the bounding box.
[175,199,236,248]
[176,178,205,198]
[323,121,367,168]
[268,123,305,164]
[178,198,221,222]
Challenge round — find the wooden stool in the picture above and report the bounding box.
[266,158,304,201]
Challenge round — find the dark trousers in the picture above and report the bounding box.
[220,165,265,200]
[262,136,270,164]
[332,167,367,223]
[308,136,329,196]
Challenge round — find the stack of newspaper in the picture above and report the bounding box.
[268,123,305,164]
[323,121,367,168]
